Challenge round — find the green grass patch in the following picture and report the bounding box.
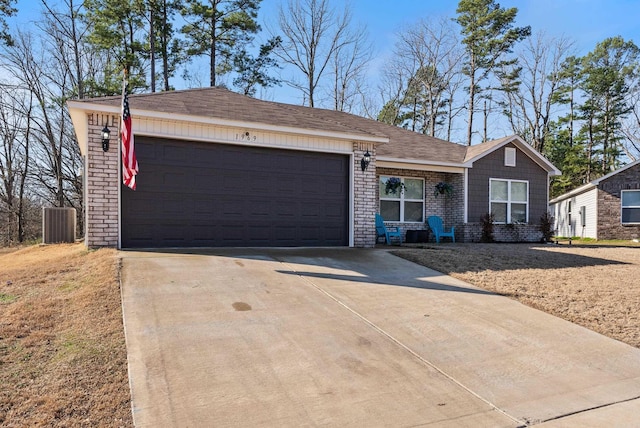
[554,237,640,246]
[0,293,17,304]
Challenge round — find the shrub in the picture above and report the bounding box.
[480,213,494,243]
[540,211,555,242]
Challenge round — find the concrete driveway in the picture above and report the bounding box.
[120,248,640,427]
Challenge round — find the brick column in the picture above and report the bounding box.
[85,113,119,247]
[353,142,377,247]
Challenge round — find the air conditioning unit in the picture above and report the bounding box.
[42,207,76,244]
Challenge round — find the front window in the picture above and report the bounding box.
[379,176,424,222]
[621,190,640,224]
[490,179,528,223]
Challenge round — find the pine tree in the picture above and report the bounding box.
[580,36,639,176]
[180,0,262,87]
[0,0,16,45]
[455,0,530,145]
[84,0,148,94]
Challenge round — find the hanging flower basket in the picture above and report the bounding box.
[434,181,454,198]
[385,177,405,195]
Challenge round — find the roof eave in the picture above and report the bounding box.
[465,135,561,176]
[549,183,597,204]
[377,156,466,173]
[590,158,640,185]
[67,100,389,146]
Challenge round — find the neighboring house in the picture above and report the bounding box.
[549,160,640,240]
[67,87,560,249]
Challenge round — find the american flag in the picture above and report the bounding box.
[121,85,138,190]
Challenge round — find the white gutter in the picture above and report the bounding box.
[68,101,389,156]
[377,157,466,173]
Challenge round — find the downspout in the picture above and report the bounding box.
[464,168,469,224]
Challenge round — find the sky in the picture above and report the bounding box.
[6,0,640,112]
[9,0,640,66]
[256,0,640,103]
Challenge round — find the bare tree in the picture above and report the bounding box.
[274,0,366,108]
[619,83,640,161]
[40,0,88,99]
[0,90,23,243]
[327,20,371,112]
[499,32,575,152]
[1,31,82,215]
[377,17,464,140]
[377,58,412,126]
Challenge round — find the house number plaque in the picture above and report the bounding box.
[235,131,257,142]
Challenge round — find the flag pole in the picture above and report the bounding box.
[117,69,125,249]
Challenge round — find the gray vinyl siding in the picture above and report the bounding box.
[467,143,549,225]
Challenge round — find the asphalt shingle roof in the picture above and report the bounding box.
[81,87,561,173]
[83,87,471,165]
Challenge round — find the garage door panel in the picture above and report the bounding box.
[219,199,245,217]
[162,144,189,162]
[324,203,344,218]
[249,200,272,217]
[122,137,349,248]
[192,199,215,218]
[275,202,297,218]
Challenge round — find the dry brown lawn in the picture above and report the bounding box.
[1,241,639,425]
[394,242,640,348]
[0,243,132,427]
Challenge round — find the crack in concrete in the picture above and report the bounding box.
[534,395,640,425]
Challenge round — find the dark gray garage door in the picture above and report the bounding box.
[121,137,350,248]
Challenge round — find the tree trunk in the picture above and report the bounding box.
[162,0,170,91]
[210,14,216,87]
[467,73,475,146]
[150,4,156,92]
[69,0,84,99]
[587,115,594,181]
[483,99,488,142]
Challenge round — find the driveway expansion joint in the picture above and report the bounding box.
[533,394,640,425]
[275,257,525,427]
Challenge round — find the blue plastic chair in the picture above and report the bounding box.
[427,216,455,243]
[375,213,402,245]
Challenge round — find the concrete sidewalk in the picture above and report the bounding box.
[120,248,640,427]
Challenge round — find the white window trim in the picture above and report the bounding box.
[489,178,529,224]
[379,176,425,223]
[621,189,640,225]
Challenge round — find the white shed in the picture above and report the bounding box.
[550,184,598,238]
[550,160,640,240]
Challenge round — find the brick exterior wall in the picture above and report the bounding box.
[461,223,543,243]
[85,113,119,247]
[376,167,464,242]
[353,142,377,247]
[596,164,640,240]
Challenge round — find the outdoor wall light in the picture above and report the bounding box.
[101,125,111,152]
[360,150,371,172]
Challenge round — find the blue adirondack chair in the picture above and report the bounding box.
[427,215,455,243]
[375,213,402,245]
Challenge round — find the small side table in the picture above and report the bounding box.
[405,229,429,243]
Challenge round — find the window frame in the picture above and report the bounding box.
[379,176,425,223]
[489,178,529,224]
[621,189,640,225]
